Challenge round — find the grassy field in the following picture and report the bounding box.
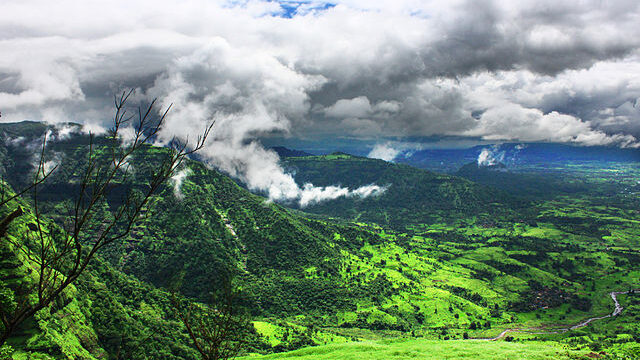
[240,339,587,360]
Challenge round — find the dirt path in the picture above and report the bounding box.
[474,289,638,341]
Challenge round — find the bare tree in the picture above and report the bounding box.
[0,135,56,239]
[171,277,249,360]
[0,90,213,345]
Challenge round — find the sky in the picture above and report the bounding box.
[2,0,640,203]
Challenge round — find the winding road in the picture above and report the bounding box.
[475,289,638,341]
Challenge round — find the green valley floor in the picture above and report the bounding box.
[239,339,590,360]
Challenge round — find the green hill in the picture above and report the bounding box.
[282,153,519,229]
[2,122,640,359]
[455,162,589,199]
[0,181,203,359]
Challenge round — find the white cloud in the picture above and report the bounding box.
[117,127,138,147]
[463,103,638,147]
[81,122,108,135]
[325,96,372,118]
[368,142,402,162]
[351,184,387,198]
[299,183,386,207]
[368,141,426,162]
[171,167,192,200]
[1,0,640,202]
[55,124,77,140]
[142,40,387,206]
[477,147,505,167]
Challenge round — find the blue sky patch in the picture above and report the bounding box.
[276,1,336,18]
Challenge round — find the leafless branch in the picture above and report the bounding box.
[0,90,213,345]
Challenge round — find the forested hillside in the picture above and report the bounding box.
[2,122,640,359]
[0,122,388,357]
[282,153,519,228]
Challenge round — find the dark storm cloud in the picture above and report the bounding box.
[421,0,640,76]
[2,0,640,201]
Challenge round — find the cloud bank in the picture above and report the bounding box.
[2,0,640,202]
[368,141,424,162]
[368,143,403,162]
[299,183,387,207]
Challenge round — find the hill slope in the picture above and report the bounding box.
[455,162,589,199]
[3,122,640,359]
[283,153,518,228]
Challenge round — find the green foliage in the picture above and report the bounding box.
[0,345,14,360]
[3,122,640,359]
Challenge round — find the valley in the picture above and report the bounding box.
[1,123,640,359]
[477,289,638,341]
